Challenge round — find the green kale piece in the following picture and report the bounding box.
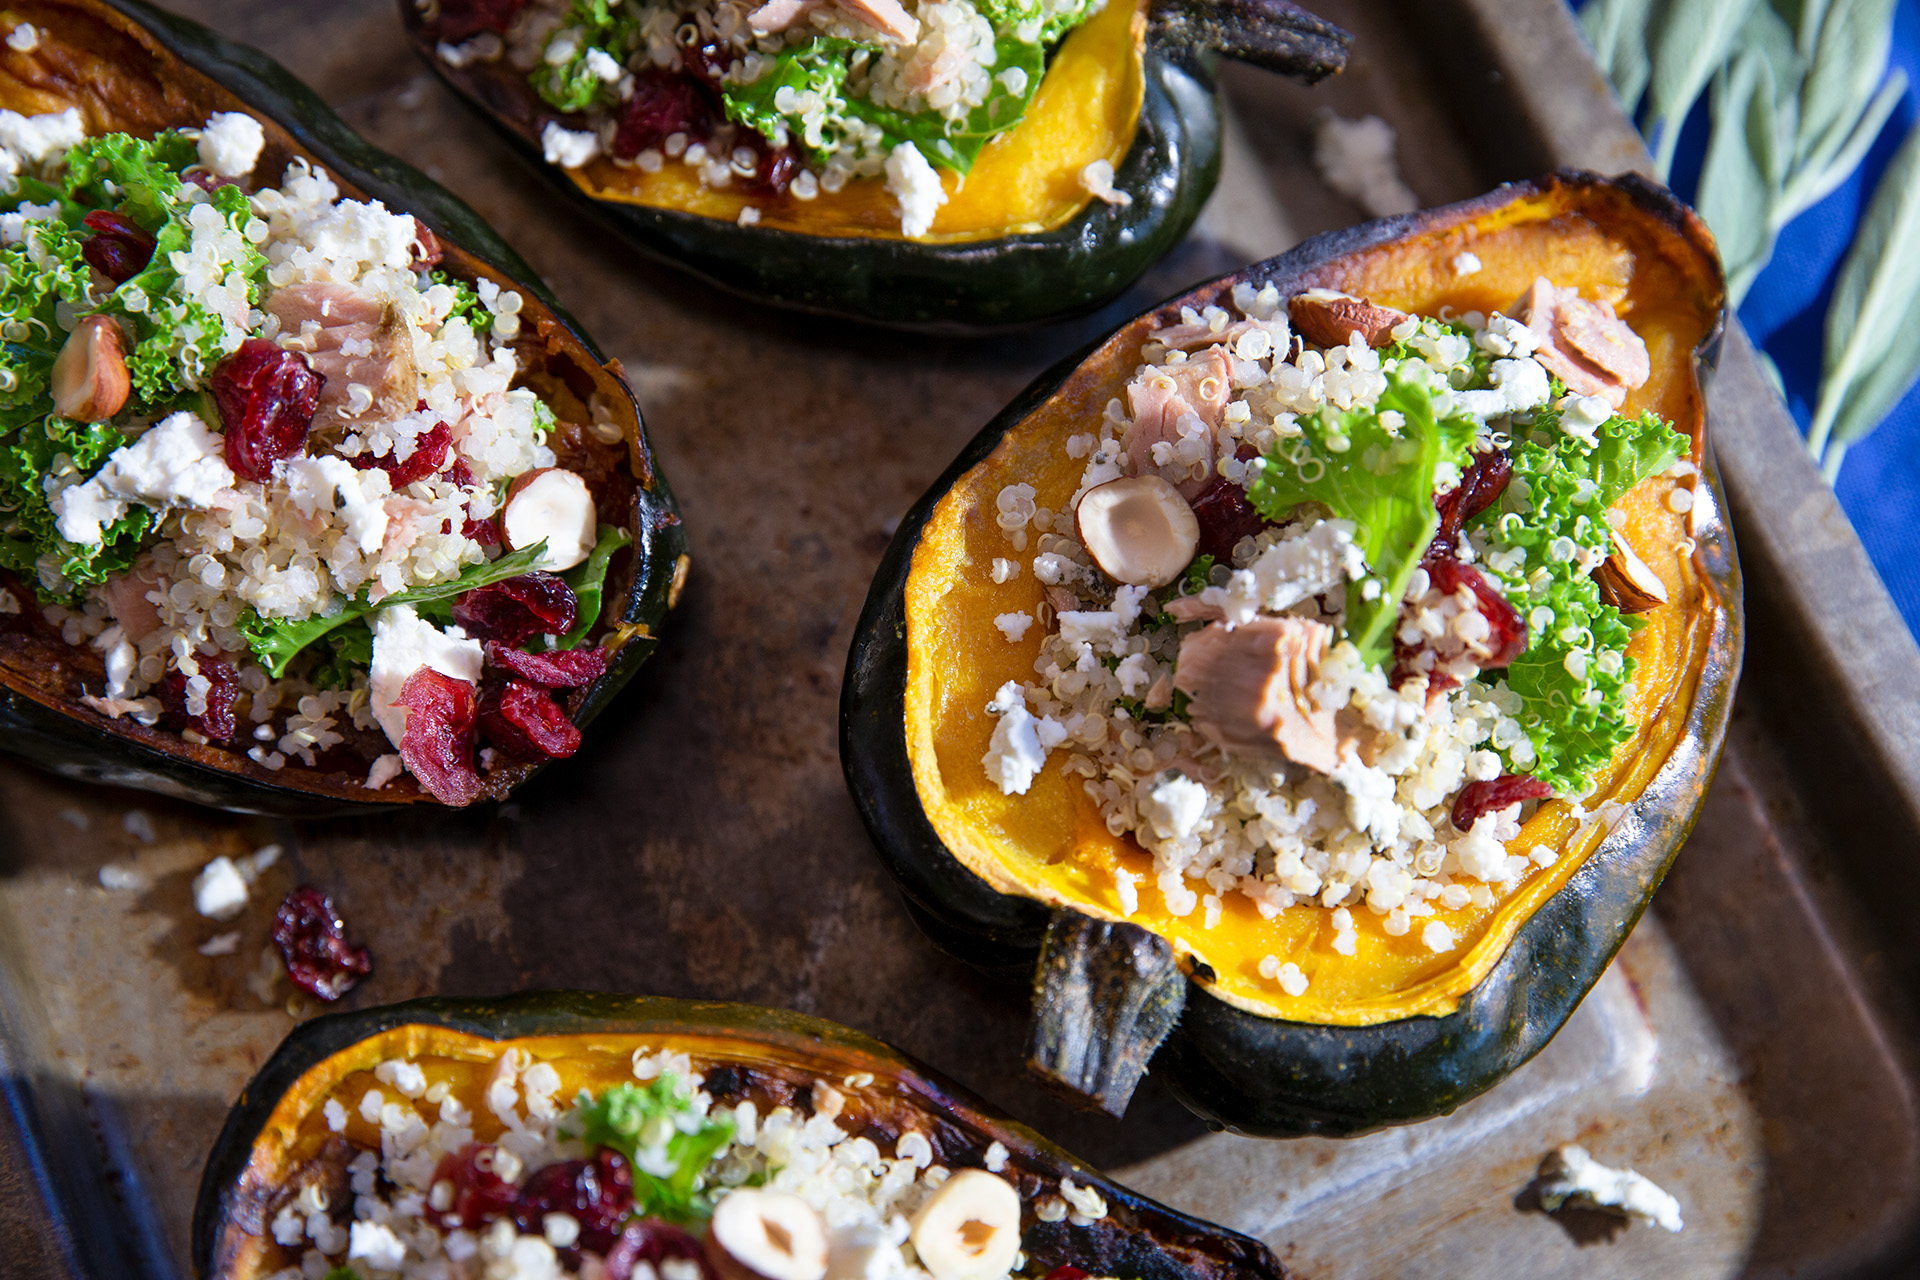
[567,1077,735,1223]
[238,542,551,679]
[60,131,198,228]
[1248,362,1480,668]
[309,621,375,690]
[1381,315,1494,392]
[430,269,493,335]
[723,41,857,165]
[843,34,1046,173]
[559,523,633,647]
[1472,405,1688,792]
[532,0,640,114]
[977,0,1103,43]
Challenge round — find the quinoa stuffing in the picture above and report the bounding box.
[427,0,1108,237]
[0,108,636,804]
[979,278,1693,989]
[265,1044,1130,1280]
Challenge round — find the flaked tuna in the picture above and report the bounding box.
[1125,348,1230,498]
[266,281,418,435]
[1174,616,1337,771]
[1508,277,1650,407]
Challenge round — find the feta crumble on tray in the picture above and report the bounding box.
[433,0,1112,238]
[978,277,1694,991]
[0,109,635,804]
[264,1043,1130,1280]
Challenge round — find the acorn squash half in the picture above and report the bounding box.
[402,0,1350,329]
[191,991,1288,1279]
[0,0,687,815]
[841,172,1741,1136]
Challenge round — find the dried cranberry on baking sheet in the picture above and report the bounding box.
[158,656,240,743]
[79,210,156,283]
[395,666,484,805]
[427,1144,521,1231]
[210,338,325,482]
[477,679,582,760]
[452,573,578,645]
[514,1149,635,1254]
[271,886,372,1001]
[1451,774,1555,831]
[486,641,607,688]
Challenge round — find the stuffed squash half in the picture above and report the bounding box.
[0,0,686,813]
[842,172,1740,1135]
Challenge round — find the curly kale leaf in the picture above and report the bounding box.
[724,41,856,163]
[1249,362,1480,667]
[430,269,493,336]
[1472,405,1688,792]
[60,131,198,228]
[567,1077,735,1223]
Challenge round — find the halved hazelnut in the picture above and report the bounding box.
[908,1169,1022,1280]
[500,467,597,570]
[1075,475,1200,588]
[704,1188,829,1280]
[1287,287,1410,349]
[51,315,130,422]
[1593,536,1668,614]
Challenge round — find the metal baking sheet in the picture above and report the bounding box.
[5,0,1920,1276]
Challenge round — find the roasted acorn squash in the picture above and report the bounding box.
[841,172,1741,1135]
[192,991,1288,1279]
[0,0,687,815]
[402,0,1349,328]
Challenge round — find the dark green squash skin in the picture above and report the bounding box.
[190,991,1289,1280]
[0,0,687,816]
[839,172,1743,1137]
[402,3,1347,331]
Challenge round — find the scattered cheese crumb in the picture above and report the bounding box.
[5,24,37,52]
[98,864,145,891]
[1451,250,1482,276]
[1311,110,1418,217]
[192,856,250,920]
[1537,1144,1684,1232]
[540,121,601,169]
[983,1141,1010,1173]
[1078,158,1132,207]
[198,931,242,956]
[994,611,1034,641]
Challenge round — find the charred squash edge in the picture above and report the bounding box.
[0,0,689,815]
[400,0,1350,331]
[188,991,1288,1280]
[839,171,1743,1136]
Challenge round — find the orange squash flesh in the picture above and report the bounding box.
[904,185,1723,1026]
[566,0,1145,241]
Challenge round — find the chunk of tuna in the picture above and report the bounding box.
[1288,288,1409,349]
[1174,616,1337,771]
[1125,348,1230,498]
[750,0,915,40]
[1508,277,1650,407]
[265,282,418,434]
[102,558,165,642]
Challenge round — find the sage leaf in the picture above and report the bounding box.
[1583,0,1657,111]
[1647,0,1761,178]
[1809,119,1920,464]
[1699,49,1782,304]
[1795,0,1897,171]
[1775,69,1907,228]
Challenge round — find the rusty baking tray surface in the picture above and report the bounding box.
[6,1,1920,1277]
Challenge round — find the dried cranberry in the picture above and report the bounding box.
[730,130,799,197]
[80,210,156,283]
[435,0,530,40]
[463,515,501,546]
[449,458,476,489]
[353,420,453,487]
[514,1149,635,1254]
[427,1144,522,1232]
[271,886,373,1001]
[1188,475,1270,564]
[604,1220,711,1280]
[1044,1269,1092,1280]
[158,656,240,743]
[451,573,578,645]
[210,339,325,482]
[1451,774,1555,831]
[395,667,484,806]
[1429,448,1511,560]
[486,641,608,688]
[477,679,582,761]
[613,69,716,158]
[1425,558,1527,668]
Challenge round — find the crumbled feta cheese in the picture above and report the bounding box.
[540,121,602,169]
[197,111,265,178]
[1537,1144,1684,1232]
[0,107,83,168]
[198,931,242,956]
[52,411,235,545]
[1078,158,1132,207]
[192,856,250,920]
[283,455,391,554]
[98,864,145,891]
[348,1220,409,1270]
[1138,772,1208,843]
[365,753,405,791]
[1311,111,1417,217]
[983,1141,1009,1173]
[994,611,1034,641]
[5,23,37,52]
[582,47,624,83]
[981,681,1065,795]
[367,604,484,748]
[1451,250,1482,275]
[884,141,947,239]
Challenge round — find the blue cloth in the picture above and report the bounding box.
[1599,1,1920,636]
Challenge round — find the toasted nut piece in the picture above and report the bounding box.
[1076,475,1200,588]
[908,1169,1022,1280]
[1594,536,1669,614]
[1287,288,1409,348]
[51,316,130,422]
[501,467,597,570]
[705,1188,829,1280]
